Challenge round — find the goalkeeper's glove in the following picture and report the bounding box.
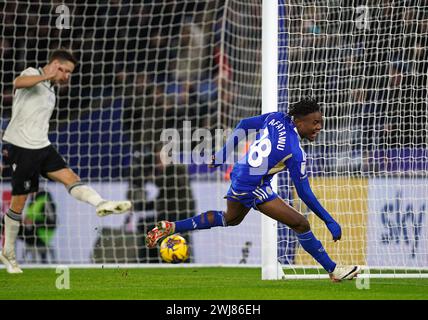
[326,220,342,242]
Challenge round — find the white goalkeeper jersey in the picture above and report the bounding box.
[3,67,56,149]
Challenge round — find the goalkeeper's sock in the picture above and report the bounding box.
[3,210,21,254]
[297,230,336,273]
[67,182,104,207]
[174,211,226,233]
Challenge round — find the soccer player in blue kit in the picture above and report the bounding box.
[146,98,360,281]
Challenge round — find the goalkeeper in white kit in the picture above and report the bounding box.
[0,49,132,273]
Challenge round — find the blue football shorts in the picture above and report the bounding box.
[224,180,279,210]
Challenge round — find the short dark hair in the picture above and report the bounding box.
[49,49,77,65]
[288,97,321,118]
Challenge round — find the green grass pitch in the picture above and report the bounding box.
[0,267,427,300]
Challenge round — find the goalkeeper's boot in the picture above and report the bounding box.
[0,250,23,274]
[96,200,132,217]
[329,265,360,282]
[145,221,175,248]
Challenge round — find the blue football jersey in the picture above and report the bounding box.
[225,112,307,191]
[214,111,339,232]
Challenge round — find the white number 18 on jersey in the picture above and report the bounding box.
[248,128,272,168]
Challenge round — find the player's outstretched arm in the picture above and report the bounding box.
[13,75,50,89]
[14,64,58,89]
[288,163,342,241]
[211,113,272,167]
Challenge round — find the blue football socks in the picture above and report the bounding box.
[297,230,336,273]
[174,211,226,233]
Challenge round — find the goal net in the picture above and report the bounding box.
[0,0,427,279]
[275,0,428,279]
[0,0,262,266]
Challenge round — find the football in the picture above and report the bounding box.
[159,234,189,263]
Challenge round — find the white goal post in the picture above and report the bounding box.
[261,0,284,280]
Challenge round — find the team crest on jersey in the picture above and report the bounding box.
[12,163,17,172]
[266,186,273,195]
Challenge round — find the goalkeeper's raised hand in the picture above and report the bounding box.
[326,219,342,242]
